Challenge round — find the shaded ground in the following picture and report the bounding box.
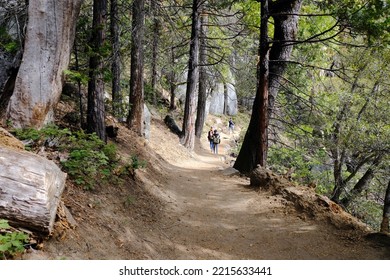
[22,115,390,260]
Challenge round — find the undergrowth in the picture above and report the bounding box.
[0,220,29,260]
[12,125,146,190]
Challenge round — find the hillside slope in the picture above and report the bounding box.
[22,114,389,260]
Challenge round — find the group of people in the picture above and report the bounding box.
[208,127,221,154]
[207,118,234,155]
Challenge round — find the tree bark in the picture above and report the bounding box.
[341,155,382,208]
[180,0,201,150]
[169,47,177,111]
[151,0,160,106]
[0,146,67,234]
[87,0,107,142]
[127,0,145,136]
[110,0,122,118]
[380,180,390,233]
[268,0,303,117]
[195,6,208,139]
[4,0,82,128]
[234,0,270,173]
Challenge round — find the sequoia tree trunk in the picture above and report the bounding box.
[181,0,201,149]
[4,0,82,128]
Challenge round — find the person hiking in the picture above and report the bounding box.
[207,127,214,152]
[212,129,221,154]
[228,118,235,134]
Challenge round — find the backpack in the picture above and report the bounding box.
[213,134,220,144]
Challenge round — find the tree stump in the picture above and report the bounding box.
[0,146,67,234]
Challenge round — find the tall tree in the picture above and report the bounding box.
[195,4,208,138]
[87,0,107,142]
[233,0,303,173]
[233,0,270,172]
[181,0,202,149]
[150,0,161,106]
[110,0,122,117]
[3,0,83,128]
[127,0,145,136]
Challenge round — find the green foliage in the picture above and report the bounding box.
[129,154,147,170]
[0,26,19,54]
[61,131,118,190]
[12,125,122,190]
[0,220,29,259]
[64,69,89,85]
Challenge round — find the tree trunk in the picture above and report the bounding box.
[380,180,390,233]
[0,146,67,234]
[151,0,160,106]
[234,0,269,173]
[4,0,82,128]
[87,0,107,142]
[195,6,208,139]
[341,155,382,208]
[180,0,201,150]
[127,0,145,136]
[169,47,177,111]
[110,0,122,118]
[268,0,303,117]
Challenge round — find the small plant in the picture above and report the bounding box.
[124,195,136,207]
[130,154,147,170]
[0,220,29,259]
[61,131,118,190]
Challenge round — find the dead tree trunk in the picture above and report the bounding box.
[0,147,67,234]
[4,0,82,128]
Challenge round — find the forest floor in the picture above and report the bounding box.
[21,113,390,260]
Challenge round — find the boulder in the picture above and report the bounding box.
[0,146,67,234]
[143,104,151,140]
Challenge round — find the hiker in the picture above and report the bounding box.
[228,118,235,134]
[207,126,214,152]
[212,129,221,154]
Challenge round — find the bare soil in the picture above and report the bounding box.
[22,115,390,260]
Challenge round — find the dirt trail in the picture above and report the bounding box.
[21,117,389,260]
[141,119,389,259]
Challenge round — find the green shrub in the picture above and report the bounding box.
[61,131,118,190]
[13,125,121,190]
[0,220,29,259]
[130,154,147,170]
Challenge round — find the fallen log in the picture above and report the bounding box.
[0,146,67,234]
[164,115,182,136]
